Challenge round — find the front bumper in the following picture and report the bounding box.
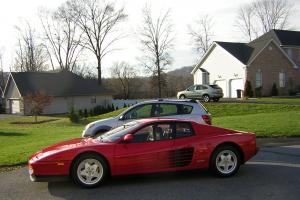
[30,174,69,182]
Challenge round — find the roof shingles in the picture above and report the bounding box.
[10,71,113,97]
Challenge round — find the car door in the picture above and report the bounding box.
[114,123,175,175]
[194,85,205,98]
[117,104,155,126]
[185,85,197,98]
[171,122,197,168]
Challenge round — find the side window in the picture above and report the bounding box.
[179,104,193,114]
[175,123,194,138]
[187,85,196,91]
[132,123,174,143]
[153,104,178,116]
[202,85,208,90]
[196,85,202,90]
[124,104,153,120]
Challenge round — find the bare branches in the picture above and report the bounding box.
[188,15,214,55]
[110,61,137,99]
[139,6,174,98]
[65,0,127,84]
[39,4,84,72]
[236,0,294,41]
[14,22,48,72]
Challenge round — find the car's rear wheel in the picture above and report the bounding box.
[203,94,210,102]
[71,153,108,188]
[210,145,241,177]
[179,94,186,99]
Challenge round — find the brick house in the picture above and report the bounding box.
[192,29,300,97]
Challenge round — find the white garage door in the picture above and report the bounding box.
[215,80,227,97]
[11,100,20,114]
[230,79,244,98]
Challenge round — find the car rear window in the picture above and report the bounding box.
[210,84,221,89]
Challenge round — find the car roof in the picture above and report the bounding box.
[134,118,193,124]
[139,99,198,104]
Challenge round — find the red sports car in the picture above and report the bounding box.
[28,118,258,188]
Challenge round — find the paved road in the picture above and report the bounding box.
[1,145,300,200]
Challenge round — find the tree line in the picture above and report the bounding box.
[0,0,295,99]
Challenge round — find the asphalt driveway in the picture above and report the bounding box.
[1,145,300,200]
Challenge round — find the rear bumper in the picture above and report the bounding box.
[211,93,223,98]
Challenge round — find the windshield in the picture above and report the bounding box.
[98,121,140,142]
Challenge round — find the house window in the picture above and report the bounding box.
[202,72,209,84]
[279,72,286,88]
[255,70,262,87]
[91,97,96,104]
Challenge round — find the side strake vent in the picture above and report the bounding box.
[169,147,194,167]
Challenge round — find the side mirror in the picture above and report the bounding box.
[123,134,133,142]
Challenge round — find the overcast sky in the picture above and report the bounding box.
[0,0,300,76]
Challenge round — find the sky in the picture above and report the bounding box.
[0,0,300,77]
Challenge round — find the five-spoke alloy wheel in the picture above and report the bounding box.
[72,153,108,188]
[210,145,241,177]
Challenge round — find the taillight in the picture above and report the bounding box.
[202,115,212,125]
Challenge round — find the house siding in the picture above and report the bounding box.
[247,42,300,96]
[24,95,113,115]
[194,44,246,97]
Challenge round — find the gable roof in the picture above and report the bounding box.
[192,29,300,73]
[6,71,113,97]
[215,42,253,65]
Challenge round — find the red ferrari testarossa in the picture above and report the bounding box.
[28,118,258,188]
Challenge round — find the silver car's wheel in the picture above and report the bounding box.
[72,153,108,188]
[210,145,241,177]
[203,95,210,102]
[179,95,186,99]
[215,150,237,174]
[77,159,103,185]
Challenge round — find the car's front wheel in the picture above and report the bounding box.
[210,145,241,177]
[179,94,186,99]
[71,153,109,188]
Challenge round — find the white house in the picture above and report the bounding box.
[191,41,248,98]
[3,71,113,115]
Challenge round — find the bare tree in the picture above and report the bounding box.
[39,3,84,72]
[188,15,214,55]
[139,6,174,98]
[236,0,293,41]
[253,0,293,33]
[235,5,258,41]
[0,48,5,89]
[14,22,48,72]
[110,61,136,99]
[65,0,127,85]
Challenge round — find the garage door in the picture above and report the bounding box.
[230,79,244,98]
[215,80,227,97]
[11,100,20,114]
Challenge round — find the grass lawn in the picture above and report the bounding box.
[0,103,299,166]
[245,97,300,104]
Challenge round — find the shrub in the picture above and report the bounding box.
[69,107,80,123]
[78,109,83,118]
[123,103,127,108]
[271,82,278,96]
[255,87,262,98]
[84,109,88,118]
[89,109,94,116]
[244,80,253,97]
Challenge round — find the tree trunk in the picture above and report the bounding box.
[97,57,102,85]
[34,114,38,123]
[157,59,161,98]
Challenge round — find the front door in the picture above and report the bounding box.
[114,123,175,175]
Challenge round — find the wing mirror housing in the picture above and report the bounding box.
[123,134,133,142]
[119,115,125,120]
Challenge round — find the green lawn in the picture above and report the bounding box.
[0,103,299,166]
[245,97,300,104]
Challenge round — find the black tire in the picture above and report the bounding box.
[213,98,220,102]
[179,94,186,99]
[71,153,109,188]
[210,145,241,177]
[203,94,210,102]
